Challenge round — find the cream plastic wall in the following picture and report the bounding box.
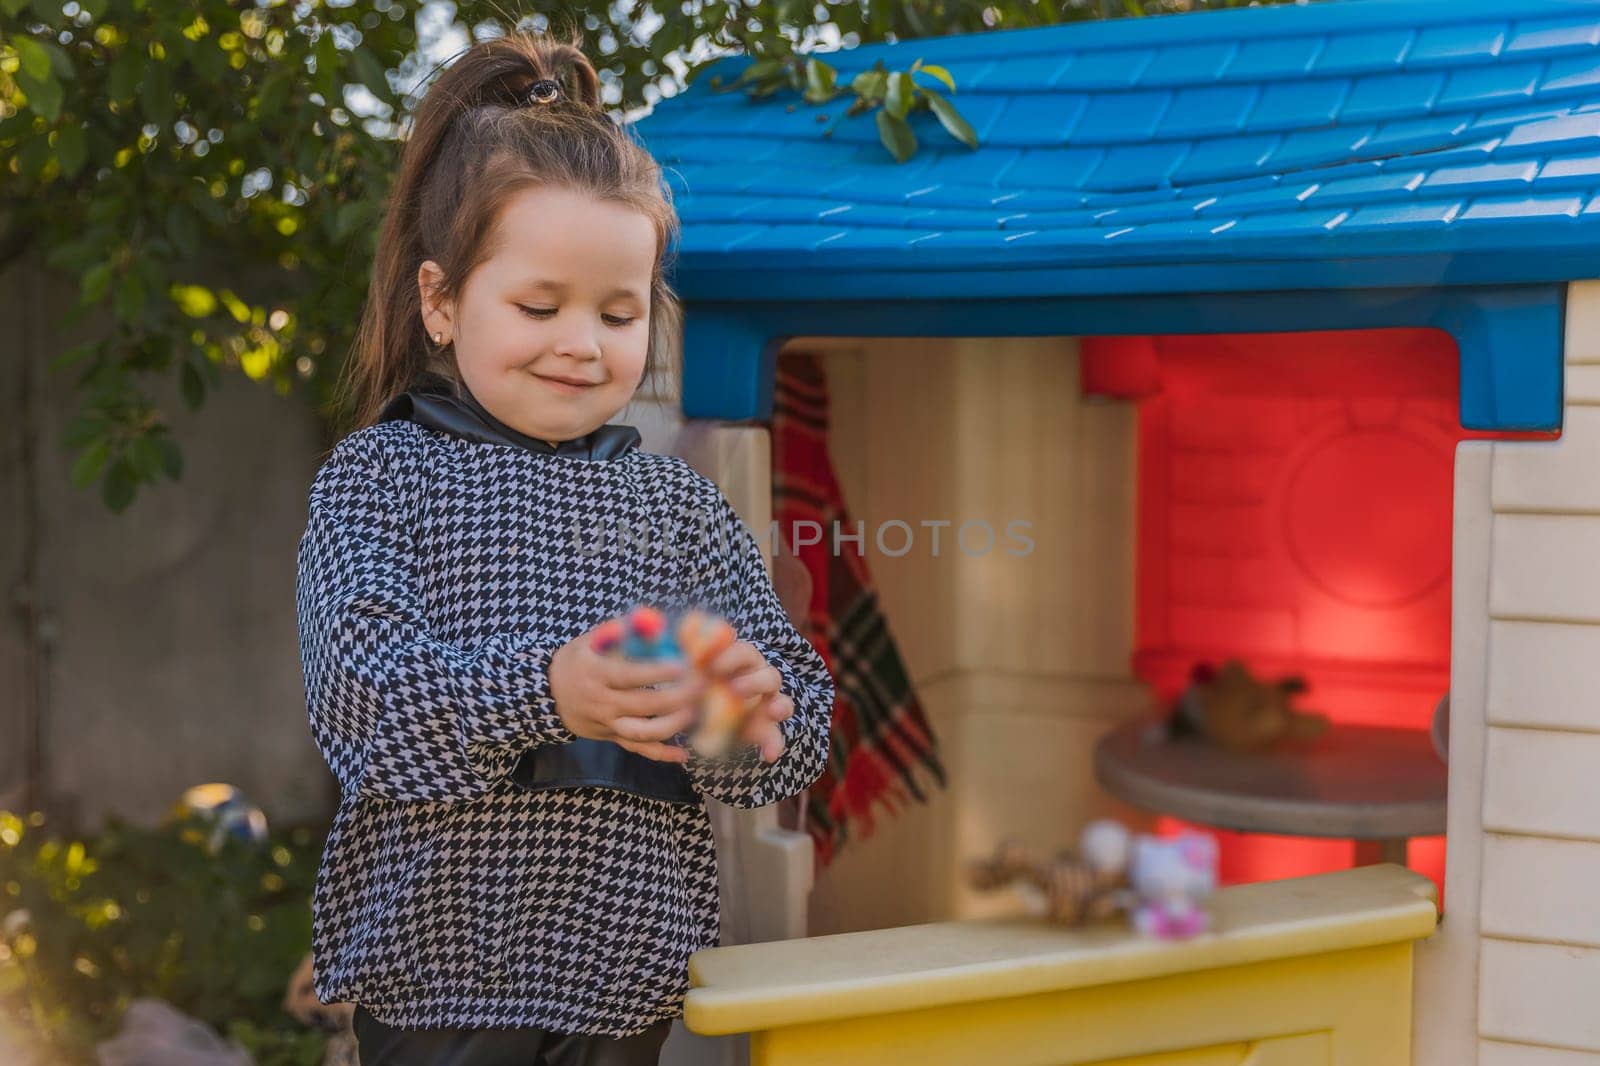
[793,336,1153,932]
[1415,279,1600,1066]
[1459,279,1600,1064]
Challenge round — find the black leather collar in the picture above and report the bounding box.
[377,380,642,461]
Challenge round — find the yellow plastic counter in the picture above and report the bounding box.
[684,863,1439,1066]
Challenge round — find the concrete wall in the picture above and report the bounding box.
[0,264,334,831]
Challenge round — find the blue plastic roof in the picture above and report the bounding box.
[635,0,1600,301]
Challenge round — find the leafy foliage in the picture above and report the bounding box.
[715,54,976,161]
[0,808,328,1066]
[0,0,1307,512]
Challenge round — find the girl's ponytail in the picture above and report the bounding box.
[335,29,680,434]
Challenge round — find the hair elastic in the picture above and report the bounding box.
[522,78,561,105]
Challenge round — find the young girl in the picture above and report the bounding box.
[295,31,835,1066]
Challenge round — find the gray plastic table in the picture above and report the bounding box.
[1093,720,1447,866]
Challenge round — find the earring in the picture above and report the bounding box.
[431,331,443,345]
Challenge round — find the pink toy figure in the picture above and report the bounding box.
[591,606,763,759]
[1128,831,1219,940]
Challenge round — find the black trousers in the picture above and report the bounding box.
[352,1004,673,1066]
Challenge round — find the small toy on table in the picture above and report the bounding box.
[1153,658,1330,753]
[591,605,767,758]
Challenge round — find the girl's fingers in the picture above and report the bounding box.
[721,663,781,699]
[611,707,697,743]
[707,640,766,679]
[764,693,795,721]
[615,738,690,764]
[612,678,703,718]
[603,656,690,690]
[753,721,788,763]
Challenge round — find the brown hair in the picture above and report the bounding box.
[335,28,682,433]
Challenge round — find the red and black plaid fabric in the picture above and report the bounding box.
[771,351,946,868]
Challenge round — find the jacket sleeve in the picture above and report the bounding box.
[296,430,576,804]
[681,488,835,810]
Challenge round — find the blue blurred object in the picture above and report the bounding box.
[169,783,268,854]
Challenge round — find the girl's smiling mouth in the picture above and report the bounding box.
[533,372,600,392]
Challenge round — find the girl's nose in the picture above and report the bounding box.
[554,333,603,361]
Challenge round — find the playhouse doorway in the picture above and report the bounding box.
[786,329,1550,936]
[1081,328,1542,896]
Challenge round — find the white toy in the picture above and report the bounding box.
[1127,831,1219,939]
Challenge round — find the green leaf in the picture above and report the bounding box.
[918,64,957,93]
[193,36,225,83]
[0,0,30,18]
[731,59,784,87]
[180,362,206,410]
[41,40,74,81]
[70,440,110,490]
[885,71,914,120]
[61,416,103,448]
[332,201,367,241]
[926,92,978,149]
[78,0,108,19]
[101,461,135,512]
[155,436,183,479]
[126,435,165,479]
[81,262,114,304]
[313,31,338,101]
[12,36,51,82]
[876,109,916,163]
[115,270,146,322]
[258,71,291,121]
[218,289,251,324]
[140,58,173,128]
[50,341,98,372]
[55,124,87,177]
[166,204,202,258]
[850,69,886,102]
[350,48,397,109]
[17,134,49,177]
[17,70,63,124]
[107,51,141,103]
[803,59,836,104]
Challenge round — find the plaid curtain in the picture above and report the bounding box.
[771,351,946,868]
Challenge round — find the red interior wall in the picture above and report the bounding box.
[1081,329,1548,898]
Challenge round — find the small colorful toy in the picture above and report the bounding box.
[1127,831,1219,939]
[966,819,1219,940]
[592,605,766,758]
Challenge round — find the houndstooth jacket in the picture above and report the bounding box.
[294,416,835,1036]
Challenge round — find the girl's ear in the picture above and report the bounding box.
[417,259,454,340]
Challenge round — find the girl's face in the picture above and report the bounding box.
[418,183,656,446]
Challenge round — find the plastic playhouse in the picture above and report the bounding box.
[638,2,1600,1063]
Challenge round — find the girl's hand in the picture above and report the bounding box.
[706,639,795,763]
[548,621,704,764]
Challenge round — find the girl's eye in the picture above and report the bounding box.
[517,305,636,328]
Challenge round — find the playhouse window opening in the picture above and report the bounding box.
[1080,327,1484,897]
